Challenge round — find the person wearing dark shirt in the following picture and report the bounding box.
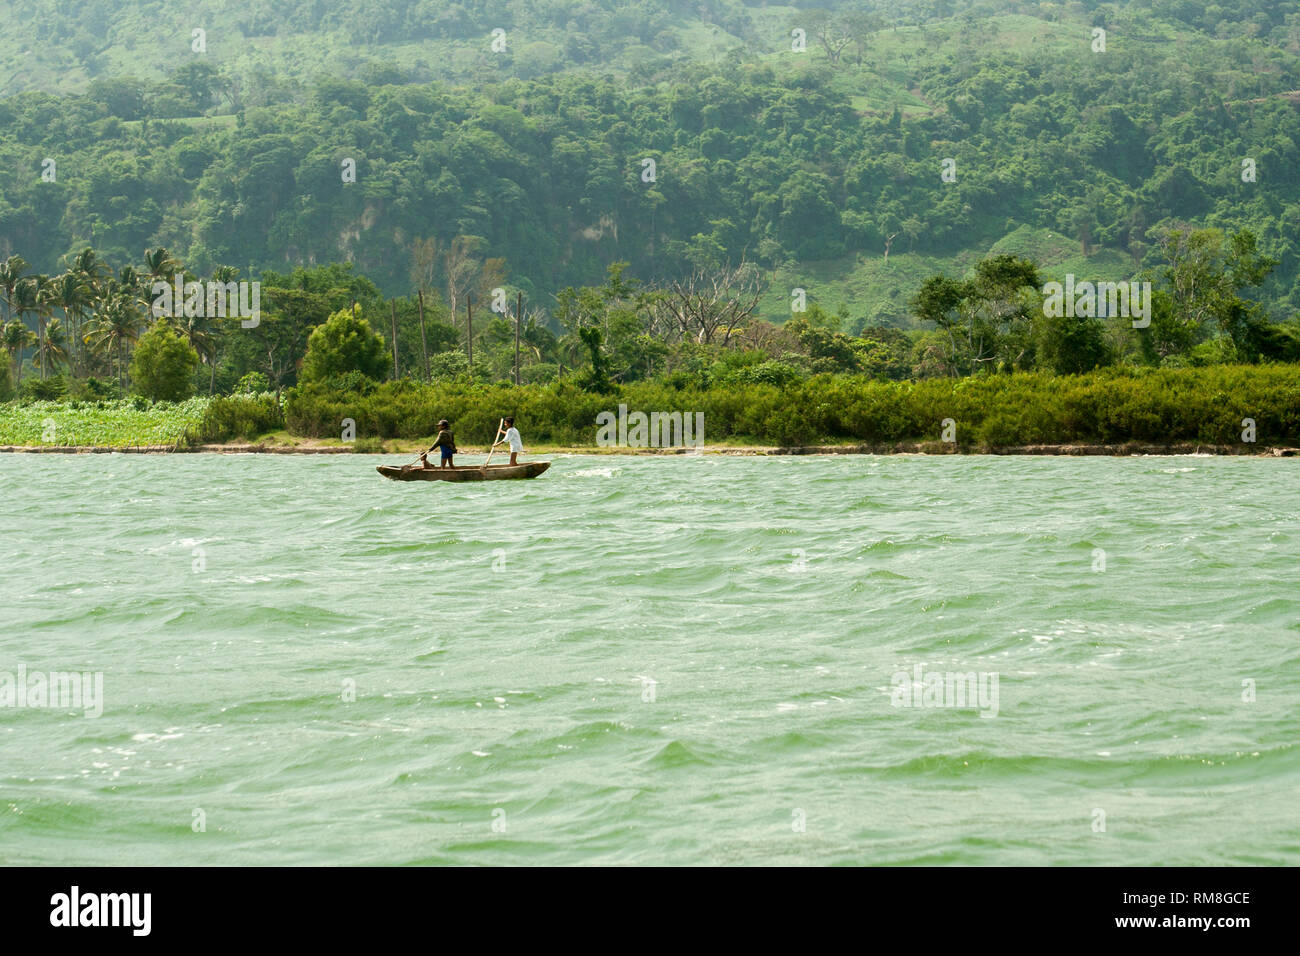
[420,419,456,469]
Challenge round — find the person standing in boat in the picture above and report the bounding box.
[495,417,523,466]
[419,419,456,469]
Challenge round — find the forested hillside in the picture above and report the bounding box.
[1,0,766,94]
[2,0,1299,328]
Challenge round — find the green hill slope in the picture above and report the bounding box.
[1,0,1298,326]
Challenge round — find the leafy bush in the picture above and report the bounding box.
[22,377,61,403]
[197,393,285,442]
[314,370,379,394]
[18,375,67,402]
[1036,314,1113,374]
[520,362,559,384]
[234,371,270,393]
[70,377,118,401]
[0,398,209,446]
[300,309,388,384]
[428,351,472,381]
[282,365,1300,448]
[130,325,199,402]
[719,360,806,387]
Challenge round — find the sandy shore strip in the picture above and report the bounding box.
[2,442,1296,457]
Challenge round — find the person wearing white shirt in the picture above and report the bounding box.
[497,417,523,465]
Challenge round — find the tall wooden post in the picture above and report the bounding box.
[514,291,521,386]
[390,300,399,379]
[466,292,473,368]
[416,290,430,381]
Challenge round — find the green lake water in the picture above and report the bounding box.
[1,453,1297,865]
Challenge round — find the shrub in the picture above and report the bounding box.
[197,393,285,442]
[1037,313,1113,374]
[130,325,199,402]
[279,366,1300,448]
[234,371,270,393]
[428,351,471,381]
[300,309,388,384]
[721,360,806,387]
[0,398,209,447]
[520,362,559,385]
[18,375,67,402]
[70,377,118,401]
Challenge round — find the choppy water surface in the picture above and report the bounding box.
[1,453,1297,865]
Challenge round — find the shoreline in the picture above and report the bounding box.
[2,442,1296,457]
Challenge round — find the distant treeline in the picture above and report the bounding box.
[6,364,1295,448]
[282,365,1300,448]
[4,222,1299,412]
[2,0,1300,319]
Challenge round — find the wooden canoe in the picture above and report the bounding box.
[377,461,551,482]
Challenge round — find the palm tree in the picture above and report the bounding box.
[143,247,180,286]
[109,265,147,324]
[0,255,28,325]
[173,311,218,392]
[34,316,69,375]
[84,292,144,389]
[11,276,42,378]
[199,265,240,393]
[116,265,143,302]
[48,271,93,376]
[29,274,56,379]
[71,247,104,284]
[69,248,108,361]
[2,319,36,385]
[520,313,556,365]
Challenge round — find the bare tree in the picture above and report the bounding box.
[842,11,882,66]
[409,236,438,295]
[652,261,770,346]
[433,236,512,353]
[806,11,853,64]
[735,319,801,356]
[475,256,508,306]
[441,236,480,325]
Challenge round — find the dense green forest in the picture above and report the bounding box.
[1,0,767,93]
[2,0,1299,447]
[5,364,1298,449]
[3,0,1300,327]
[2,223,1296,414]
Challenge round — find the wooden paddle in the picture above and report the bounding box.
[402,442,439,469]
[481,419,505,471]
[403,429,454,469]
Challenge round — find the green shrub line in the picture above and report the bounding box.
[3,367,1297,449]
[194,393,285,443]
[0,393,285,447]
[284,365,1300,448]
[0,398,211,448]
